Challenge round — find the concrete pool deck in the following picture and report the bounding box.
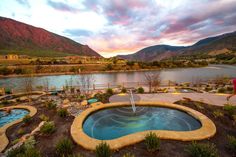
[137,93,236,106]
[71,102,216,150]
[110,93,236,106]
[0,105,37,152]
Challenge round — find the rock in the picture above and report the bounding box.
[81,100,88,106]
[63,99,70,104]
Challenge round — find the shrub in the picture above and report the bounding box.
[20,147,41,157]
[45,101,57,109]
[17,128,25,135]
[0,66,12,75]
[57,108,69,117]
[40,121,56,134]
[106,88,113,95]
[24,136,36,149]
[123,152,135,157]
[213,110,224,118]
[227,135,236,152]
[223,104,236,117]
[7,146,25,157]
[145,132,160,152]
[186,142,218,157]
[68,154,84,157]
[22,115,32,124]
[94,93,110,103]
[39,114,49,121]
[218,88,225,93]
[95,142,111,157]
[55,137,73,156]
[121,87,127,93]
[137,87,144,93]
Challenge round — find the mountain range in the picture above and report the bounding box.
[0,16,101,57]
[118,31,236,62]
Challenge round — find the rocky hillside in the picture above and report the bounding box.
[0,16,101,57]
[118,31,236,61]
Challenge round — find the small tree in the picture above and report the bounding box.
[144,72,161,93]
[77,74,95,97]
[22,75,35,102]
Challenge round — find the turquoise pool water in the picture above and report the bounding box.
[83,106,201,140]
[0,109,29,127]
[88,98,98,104]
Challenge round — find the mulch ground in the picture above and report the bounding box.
[5,98,236,157]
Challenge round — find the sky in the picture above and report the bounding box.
[0,0,236,57]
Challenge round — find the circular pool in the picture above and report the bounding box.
[83,106,201,140]
[0,109,29,127]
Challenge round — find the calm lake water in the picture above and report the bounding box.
[0,64,235,91]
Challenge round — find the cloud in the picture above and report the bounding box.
[2,0,235,57]
[16,0,30,8]
[63,29,92,37]
[47,0,79,13]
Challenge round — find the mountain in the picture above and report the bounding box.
[118,31,236,61]
[0,17,101,57]
[119,45,185,61]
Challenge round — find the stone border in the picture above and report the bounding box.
[71,102,216,150]
[0,105,37,152]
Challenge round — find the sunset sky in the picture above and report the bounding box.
[0,0,236,57]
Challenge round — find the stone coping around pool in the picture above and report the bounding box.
[0,91,46,101]
[0,105,37,152]
[71,101,216,151]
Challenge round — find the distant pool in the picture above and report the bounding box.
[0,109,29,127]
[83,106,201,140]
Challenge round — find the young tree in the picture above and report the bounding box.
[77,74,95,97]
[144,72,161,93]
[22,75,35,102]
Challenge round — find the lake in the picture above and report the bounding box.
[0,64,235,91]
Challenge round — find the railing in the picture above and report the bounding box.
[129,89,136,113]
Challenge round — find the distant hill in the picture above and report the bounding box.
[118,31,236,61]
[0,16,101,57]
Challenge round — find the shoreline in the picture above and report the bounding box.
[0,66,208,78]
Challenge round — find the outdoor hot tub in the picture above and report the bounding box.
[71,102,216,150]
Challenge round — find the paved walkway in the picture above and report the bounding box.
[138,93,236,106]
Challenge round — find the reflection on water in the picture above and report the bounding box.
[0,64,235,91]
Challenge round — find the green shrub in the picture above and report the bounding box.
[227,135,236,152]
[95,142,111,157]
[39,114,49,121]
[68,154,84,157]
[17,128,25,135]
[137,87,144,93]
[19,147,41,157]
[213,110,224,118]
[123,152,135,157]
[227,86,233,92]
[24,136,36,149]
[55,137,73,157]
[94,93,110,103]
[186,142,218,157]
[145,132,160,152]
[57,108,69,117]
[22,115,32,124]
[40,121,56,134]
[106,88,113,95]
[7,146,25,157]
[223,104,236,117]
[45,101,57,109]
[218,88,226,93]
[121,87,127,93]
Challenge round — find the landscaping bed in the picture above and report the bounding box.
[3,98,236,157]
